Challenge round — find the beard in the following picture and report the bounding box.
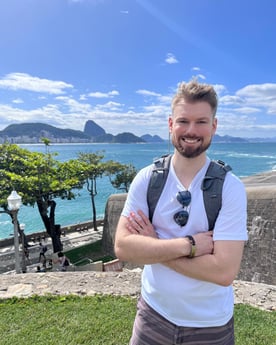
[171,135,212,158]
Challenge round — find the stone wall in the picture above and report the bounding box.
[0,220,102,248]
[237,186,276,285]
[102,194,127,257]
[102,184,276,285]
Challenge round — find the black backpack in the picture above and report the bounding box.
[64,258,70,266]
[146,154,232,230]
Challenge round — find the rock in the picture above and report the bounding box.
[0,272,275,311]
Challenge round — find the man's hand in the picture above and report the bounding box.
[125,210,214,258]
[193,231,214,257]
[126,210,157,238]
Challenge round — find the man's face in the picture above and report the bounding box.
[169,100,217,158]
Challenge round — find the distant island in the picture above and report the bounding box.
[0,120,275,144]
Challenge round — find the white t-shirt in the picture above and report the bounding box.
[121,157,248,327]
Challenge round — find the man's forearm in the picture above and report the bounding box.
[115,235,192,265]
[164,241,245,286]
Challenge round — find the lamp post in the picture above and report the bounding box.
[7,190,22,274]
[20,223,27,273]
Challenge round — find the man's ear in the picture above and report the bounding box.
[212,117,217,135]
[168,115,173,133]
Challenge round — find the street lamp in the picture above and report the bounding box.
[20,223,27,273]
[7,190,22,274]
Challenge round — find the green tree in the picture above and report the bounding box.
[110,163,137,192]
[0,143,86,252]
[78,151,123,230]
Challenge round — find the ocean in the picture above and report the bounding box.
[0,142,275,240]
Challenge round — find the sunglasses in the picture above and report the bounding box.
[173,190,192,227]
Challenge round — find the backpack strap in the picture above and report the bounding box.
[147,156,231,230]
[201,160,232,230]
[147,154,172,222]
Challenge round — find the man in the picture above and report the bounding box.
[114,80,248,345]
[55,251,70,271]
[38,242,47,268]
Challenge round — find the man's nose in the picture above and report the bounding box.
[185,122,197,135]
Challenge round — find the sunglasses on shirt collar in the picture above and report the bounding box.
[173,190,191,227]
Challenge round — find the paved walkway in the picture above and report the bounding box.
[0,227,103,274]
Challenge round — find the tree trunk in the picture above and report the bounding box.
[37,199,63,253]
[91,194,98,231]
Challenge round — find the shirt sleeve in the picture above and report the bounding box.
[121,165,152,218]
[213,172,248,241]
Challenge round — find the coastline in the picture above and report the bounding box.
[0,169,275,243]
[1,141,275,240]
[0,170,275,310]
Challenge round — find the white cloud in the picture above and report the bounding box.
[232,107,260,114]
[136,89,161,97]
[95,101,123,110]
[197,74,206,80]
[213,84,227,96]
[220,95,244,105]
[12,98,24,104]
[56,96,92,113]
[165,53,178,64]
[0,73,73,95]
[87,90,119,98]
[0,76,275,139]
[79,94,87,101]
[237,83,276,99]
[143,104,170,117]
[216,83,276,119]
[0,104,61,126]
[235,83,276,115]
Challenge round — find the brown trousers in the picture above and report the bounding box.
[129,297,235,345]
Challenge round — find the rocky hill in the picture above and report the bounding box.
[1,123,89,141]
[1,120,274,144]
[0,121,146,144]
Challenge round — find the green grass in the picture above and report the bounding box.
[234,304,276,345]
[0,296,274,345]
[65,240,114,266]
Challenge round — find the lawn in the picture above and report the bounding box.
[65,240,114,266]
[0,295,275,345]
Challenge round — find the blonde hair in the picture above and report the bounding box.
[171,80,218,116]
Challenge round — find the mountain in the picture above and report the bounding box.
[141,134,164,143]
[83,120,106,137]
[90,132,145,143]
[0,123,89,141]
[212,134,247,143]
[0,122,145,144]
[113,132,145,143]
[0,121,275,144]
[83,120,145,143]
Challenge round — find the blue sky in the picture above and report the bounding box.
[0,0,276,139]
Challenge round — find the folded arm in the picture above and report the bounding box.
[114,210,213,265]
[115,210,245,286]
[164,240,245,286]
